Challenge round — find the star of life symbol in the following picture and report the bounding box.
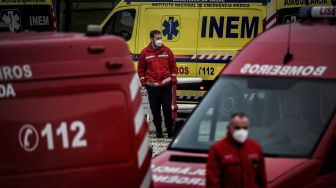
[18,124,39,152]
[162,16,180,41]
[1,10,21,32]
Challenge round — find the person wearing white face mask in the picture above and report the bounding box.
[206,112,267,188]
[138,30,177,138]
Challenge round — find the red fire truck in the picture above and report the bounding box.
[152,6,336,188]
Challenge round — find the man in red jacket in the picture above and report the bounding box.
[206,112,267,188]
[138,30,177,138]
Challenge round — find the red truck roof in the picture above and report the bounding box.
[223,22,336,79]
[0,32,134,81]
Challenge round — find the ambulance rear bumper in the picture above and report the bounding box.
[177,104,197,113]
[176,77,202,114]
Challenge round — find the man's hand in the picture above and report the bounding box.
[171,77,177,85]
[140,79,146,87]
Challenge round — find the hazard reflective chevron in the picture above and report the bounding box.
[129,74,152,187]
[138,133,150,168]
[177,90,207,101]
[266,0,277,29]
[191,50,238,61]
[130,74,141,101]
[140,168,152,188]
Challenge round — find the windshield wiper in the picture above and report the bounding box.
[169,147,208,154]
[170,155,207,163]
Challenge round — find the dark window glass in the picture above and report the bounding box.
[170,77,336,158]
[103,9,135,41]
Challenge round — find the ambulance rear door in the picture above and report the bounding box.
[196,1,266,92]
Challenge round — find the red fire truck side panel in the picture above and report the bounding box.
[0,32,152,187]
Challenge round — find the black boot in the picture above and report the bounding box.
[156,126,164,138]
[156,133,164,138]
[166,126,174,138]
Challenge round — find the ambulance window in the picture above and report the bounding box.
[104,9,135,41]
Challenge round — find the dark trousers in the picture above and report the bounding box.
[146,84,173,135]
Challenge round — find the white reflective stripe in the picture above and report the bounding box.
[191,50,199,59]
[266,18,276,29]
[267,10,276,20]
[140,76,145,80]
[178,104,197,110]
[158,55,169,57]
[134,104,145,135]
[147,82,159,86]
[199,51,208,60]
[223,51,232,60]
[162,77,171,84]
[137,133,150,168]
[267,0,276,8]
[207,50,216,60]
[171,74,176,77]
[140,168,152,188]
[145,55,155,59]
[214,50,224,60]
[130,74,140,101]
[177,77,202,84]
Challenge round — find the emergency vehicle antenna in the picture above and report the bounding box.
[283,23,293,64]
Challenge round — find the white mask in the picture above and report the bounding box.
[155,39,163,47]
[233,129,249,143]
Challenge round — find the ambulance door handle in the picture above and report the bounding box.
[88,45,105,54]
[106,61,123,69]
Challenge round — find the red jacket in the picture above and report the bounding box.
[206,132,267,188]
[138,43,177,86]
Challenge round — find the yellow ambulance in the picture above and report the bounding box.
[0,0,56,32]
[100,0,333,107]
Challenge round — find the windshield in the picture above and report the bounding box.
[103,9,135,41]
[171,77,336,158]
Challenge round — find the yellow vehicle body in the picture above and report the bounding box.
[100,0,333,104]
[0,0,52,5]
